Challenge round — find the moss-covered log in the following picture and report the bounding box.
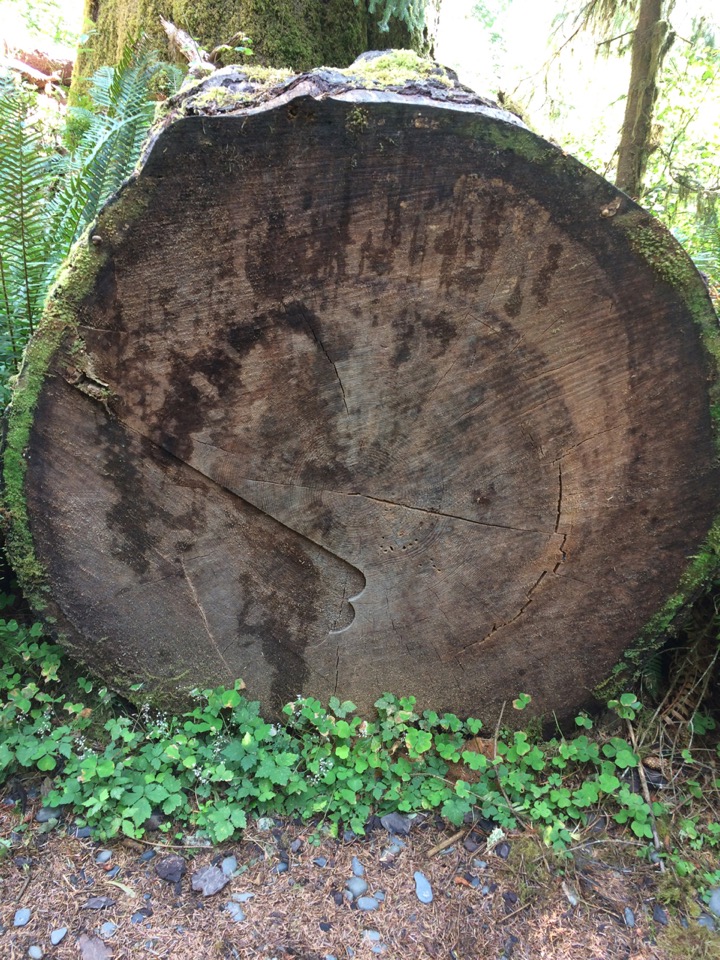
[74,0,422,80]
[5,52,720,721]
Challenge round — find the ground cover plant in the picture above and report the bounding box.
[1,612,720,913]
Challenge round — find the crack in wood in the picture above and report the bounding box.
[287,300,349,415]
[460,568,549,655]
[180,557,235,680]
[186,450,560,538]
[555,464,563,533]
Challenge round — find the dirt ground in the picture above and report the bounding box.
[2,797,717,960]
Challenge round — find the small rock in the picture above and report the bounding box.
[14,908,31,927]
[624,907,635,928]
[224,902,246,922]
[131,910,150,925]
[698,914,716,931]
[351,856,365,877]
[343,829,356,843]
[332,891,344,907]
[371,947,385,956]
[35,807,56,823]
[356,896,380,911]
[70,825,93,839]
[221,856,238,876]
[143,812,165,831]
[99,922,117,938]
[363,930,381,941]
[313,857,328,868]
[653,903,669,925]
[463,837,480,852]
[231,892,255,903]
[346,877,369,899]
[375,891,386,902]
[191,865,229,896]
[50,928,68,946]
[414,871,433,904]
[272,861,288,875]
[496,842,511,860]
[139,849,156,862]
[473,859,488,870]
[105,866,121,880]
[13,856,32,869]
[290,838,303,853]
[95,850,112,865]
[78,935,112,960]
[708,888,720,918]
[28,947,43,959]
[155,855,186,884]
[319,921,332,932]
[380,813,412,836]
[82,897,116,910]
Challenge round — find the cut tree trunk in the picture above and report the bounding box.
[4,53,720,721]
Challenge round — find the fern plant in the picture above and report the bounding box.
[0,39,179,402]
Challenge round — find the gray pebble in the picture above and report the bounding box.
[191,865,229,896]
[653,903,668,925]
[71,825,93,839]
[481,885,490,895]
[496,842,511,860]
[363,930,381,941]
[139,849,156,862]
[624,907,635,928]
[28,948,43,959]
[380,812,412,836]
[224,902,246,922]
[35,807,55,823]
[708,888,720,918]
[95,850,112,865]
[346,877,369,899]
[375,891,386,902]
[231,892,255,903]
[473,859,488,870]
[99,922,117,938]
[272,862,288,874]
[356,896,380,911]
[50,928,68,946]
[105,866,121,880]
[698,913,716,931]
[414,871,433,904]
[343,829,356,843]
[351,856,365,877]
[290,839,303,853]
[313,857,328,868]
[14,908,31,927]
[221,856,238,876]
[371,948,385,956]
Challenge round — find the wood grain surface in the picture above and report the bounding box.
[14,69,720,719]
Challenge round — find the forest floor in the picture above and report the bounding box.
[1,797,718,960]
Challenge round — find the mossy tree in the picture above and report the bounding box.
[74,0,427,80]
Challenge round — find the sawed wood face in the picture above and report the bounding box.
[21,87,720,720]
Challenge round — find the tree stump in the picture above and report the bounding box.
[5,53,720,720]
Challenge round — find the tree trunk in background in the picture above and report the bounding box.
[74,0,422,79]
[615,0,672,198]
[6,58,719,723]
